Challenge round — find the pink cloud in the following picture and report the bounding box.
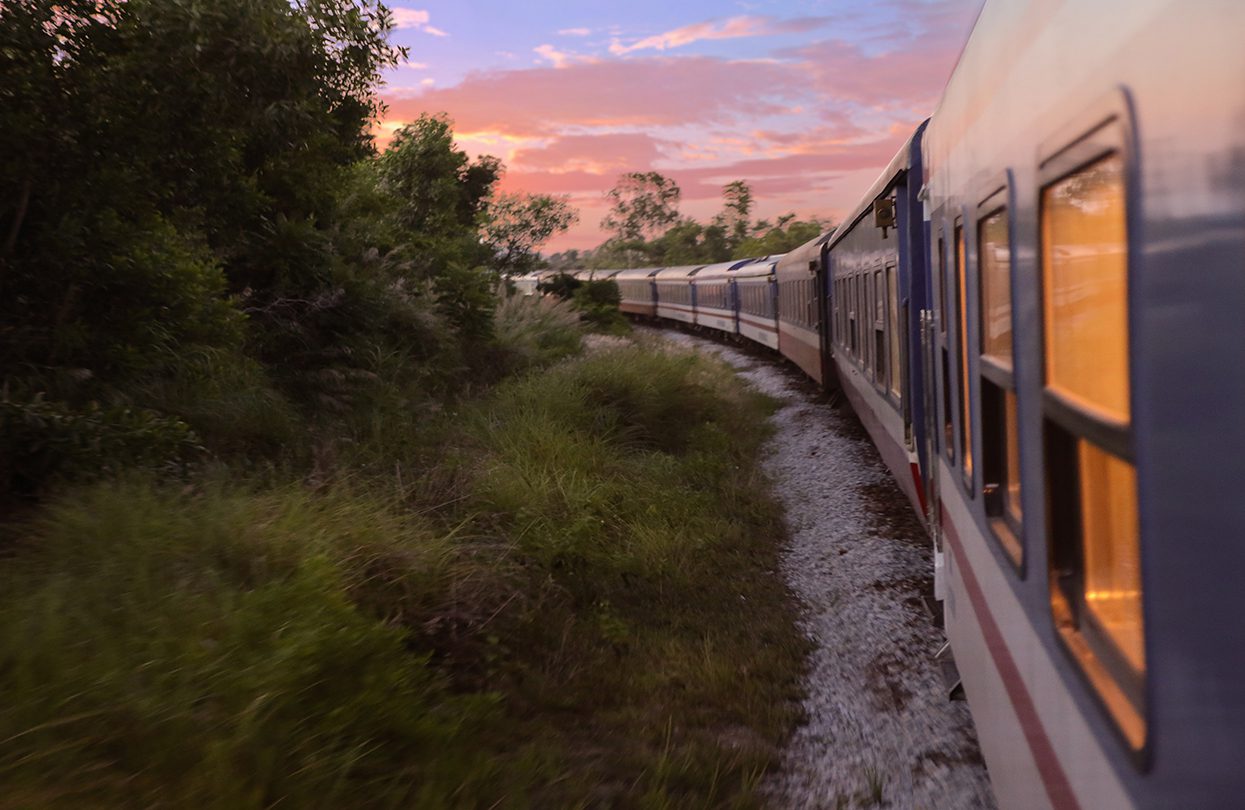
[386,56,809,138]
[509,133,670,173]
[609,15,829,55]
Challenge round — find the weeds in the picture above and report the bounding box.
[0,343,808,808]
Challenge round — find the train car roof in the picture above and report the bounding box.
[653,264,707,280]
[825,120,928,253]
[691,258,755,281]
[590,268,623,279]
[729,254,785,276]
[612,266,662,280]
[774,232,835,279]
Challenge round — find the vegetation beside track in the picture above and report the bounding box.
[0,340,809,808]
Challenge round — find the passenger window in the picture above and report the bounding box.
[1042,152,1145,749]
[874,270,886,385]
[978,204,1023,567]
[887,264,901,399]
[955,224,973,484]
[848,277,858,356]
[938,235,953,461]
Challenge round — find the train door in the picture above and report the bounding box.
[817,244,838,389]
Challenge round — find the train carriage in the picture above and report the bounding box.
[775,232,833,383]
[513,270,551,296]
[825,123,930,519]
[615,266,661,317]
[730,255,782,350]
[654,265,704,324]
[572,268,622,282]
[692,259,753,336]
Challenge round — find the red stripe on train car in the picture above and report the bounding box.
[910,463,928,516]
[942,506,1082,810]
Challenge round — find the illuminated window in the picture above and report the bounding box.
[978,204,1022,567]
[1042,151,1145,749]
[955,224,973,484]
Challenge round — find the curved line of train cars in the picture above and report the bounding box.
[517,2,1245,806]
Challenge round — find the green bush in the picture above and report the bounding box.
[571,279,628,333]
[0,395,204,501]
[535,272,581,300]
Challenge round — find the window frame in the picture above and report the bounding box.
[1037,90,1149,763]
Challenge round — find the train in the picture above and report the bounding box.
[516,2,1245,807]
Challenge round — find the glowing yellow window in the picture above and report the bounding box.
[955,226,972,480]
[979,205,1022,564]
[1079,441,1144,673]
[1043,154,1130,425]
[1042,151,1144,749]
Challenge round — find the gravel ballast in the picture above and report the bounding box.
[647,328,996,810]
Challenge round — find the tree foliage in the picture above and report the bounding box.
[713,180,754,249]
[0,0,573,501]
[601,171,681,243]
[573,178,828,268]
[379,114,501,243]
[0,0,406,390]
[733,218,828,259]
[482,192,579,276]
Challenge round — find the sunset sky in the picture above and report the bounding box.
[377,0,983,253]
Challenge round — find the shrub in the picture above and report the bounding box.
[536,271,581,300]
[571,279,627,333]
[0,395,204,502]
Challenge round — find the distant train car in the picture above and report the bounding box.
[654,265,704,324]
[730,255,782,350]
[825,123,929,518]
[692,259,753,335]
[512,271,541,296]
[775,232,833,383]
[571,268,622,283]
[615,266,661,317]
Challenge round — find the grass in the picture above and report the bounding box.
[0,342,809,808]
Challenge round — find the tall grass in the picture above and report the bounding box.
[491,293,583,375]
[0,342,808,808]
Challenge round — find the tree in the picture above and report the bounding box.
[481,192,578,277]
[543,249,585,272]
[601,172,681,243]
[378,114,501,244]
[0,0,406,383]
[647,219,730,265]
[733,217,830,259]
[713,180,753,250]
